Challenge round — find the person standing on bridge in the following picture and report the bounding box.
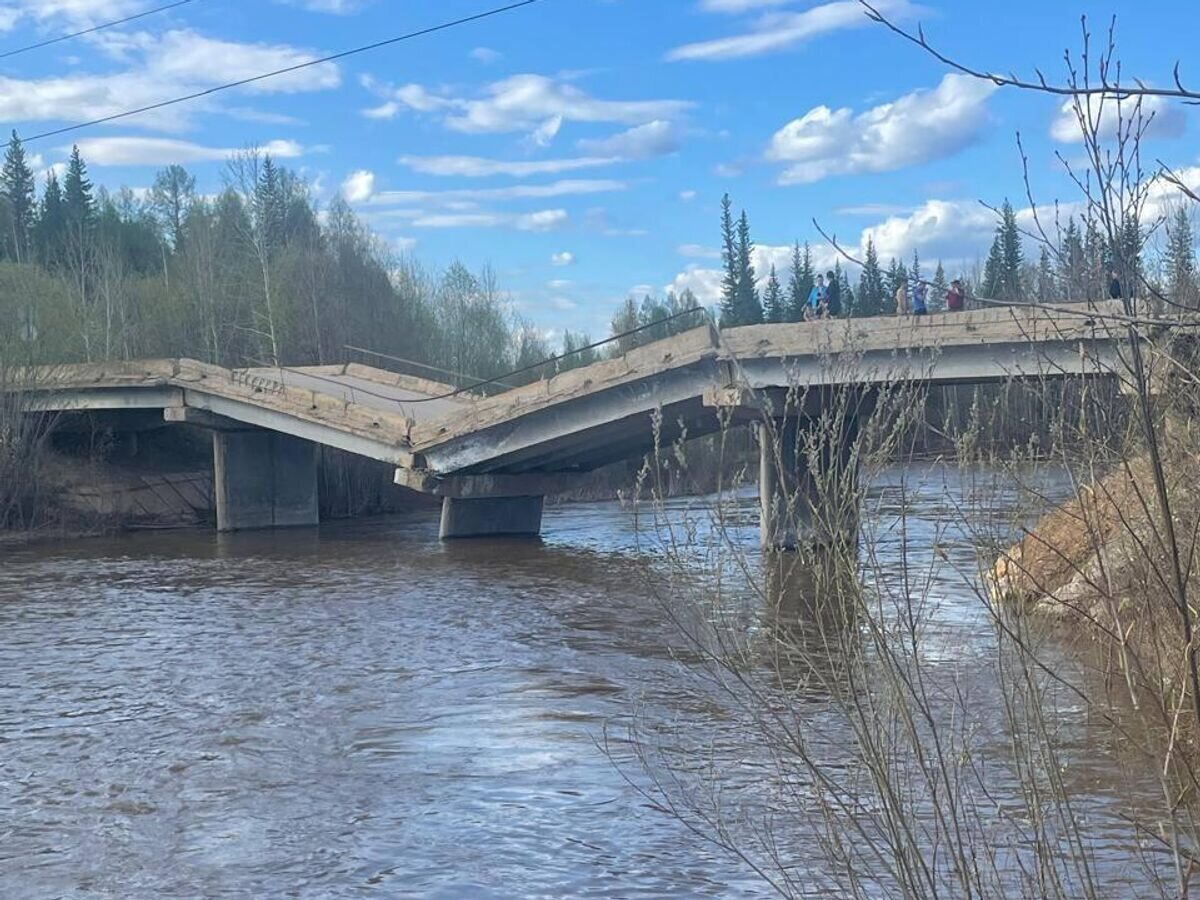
[825,271,842,318]
[1109,270,1123,300]
[807,274,827,320]
[911,280,928,317]
[894,277,909,316]
[946,279,965,312]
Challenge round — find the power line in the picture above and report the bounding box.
[0,0,195,61]
[22,0,544,144]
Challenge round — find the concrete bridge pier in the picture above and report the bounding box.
[757,415,860,552]
[439,495,545,540]
[212,430,319,532]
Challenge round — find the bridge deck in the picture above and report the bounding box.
[13,303,1133,485]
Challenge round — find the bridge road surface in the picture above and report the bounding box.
[240,364,475,425]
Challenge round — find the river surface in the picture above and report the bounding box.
[0,464,1170,897]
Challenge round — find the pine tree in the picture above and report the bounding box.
[930,261,948,312]
[1083,216,1105,300]
[62,145,96,234]
[856,237,885,317]
[1,130,36,262]
[1117,213,1143,301]
[910,249,922,286]
[886,258,908,309]
[762,264,784,323]
[734,210,762,324]
[35,171,66,265]
[787,241,814,322]
[255,156,285,252]
[718,194,738,327]
[1165,207,1198,310]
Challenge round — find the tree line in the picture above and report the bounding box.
[0,133,633,387]
[714,193,1200,327]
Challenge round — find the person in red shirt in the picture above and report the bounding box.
[946,278,965,311]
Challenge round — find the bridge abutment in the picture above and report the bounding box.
[213,431,319,532]
[758,415,860,552]
[439,495,544,540]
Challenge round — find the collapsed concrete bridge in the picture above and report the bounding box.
[14,303,1134,548]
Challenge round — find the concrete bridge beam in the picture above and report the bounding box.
[212,431,319,532]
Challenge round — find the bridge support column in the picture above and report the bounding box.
[439,495,544,540]
[213,431,319,532]
[758,416,859,552]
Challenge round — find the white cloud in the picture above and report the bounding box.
[699,0,794,11]
[69,136,307,166]
[367,179,626,206]
[551,251,575,266]
[668,0,915,62]
[277,0,361,11]
[680,190,697,202]
[678,243,721,259]
[666,265,724,304]
[409,208,568,231]
[397,154,620,178]
[577,120,681,159]
[394,236,417,252]
[767,74,996,184]
[363,73,690,141]
[0,29,339,130]
[470,46,502,64]
[1050,94,1187,144]
[342,169,375,202]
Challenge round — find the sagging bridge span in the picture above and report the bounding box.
[16,303,1132,548]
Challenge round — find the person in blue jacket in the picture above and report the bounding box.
[807,274,827,319]
[911,280,928,316]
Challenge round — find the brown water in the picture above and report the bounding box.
[0,465,1171,897]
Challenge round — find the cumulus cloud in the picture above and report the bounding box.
[398,154,619,178]
[668,0,916,62]
[666,244,831,304]
[577,120,681,159]
[70,136,307,166]
[1050,94,1187,144]
[362,73,690,142]
[341,169,375,202]
[0,29,339,130]
[551,251,575,266]
[766,74,996,184]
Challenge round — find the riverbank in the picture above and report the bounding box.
[990,441,1200,741]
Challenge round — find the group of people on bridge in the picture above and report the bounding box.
[803,271,968,320]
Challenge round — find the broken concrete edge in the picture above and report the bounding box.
[395,467,586,499]
[407,325,723,448]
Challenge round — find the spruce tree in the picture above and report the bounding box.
[1059,217,1086,301]
[834,261,854,316]
[910,249,922,287]
[762,264,784,323]
[734,210,762,324]
[718,194,738,327]
[1,130,36,262]
[1165,207,1198,310]
[930,261,948,312]
[856,237,885,317]
[1035,246,1057,301]
[787,241,814,322]
[35,171,66,265]
[999,201,1023,301]
[62,145,96,234]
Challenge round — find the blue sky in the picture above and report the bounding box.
[1,0,1197,339]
